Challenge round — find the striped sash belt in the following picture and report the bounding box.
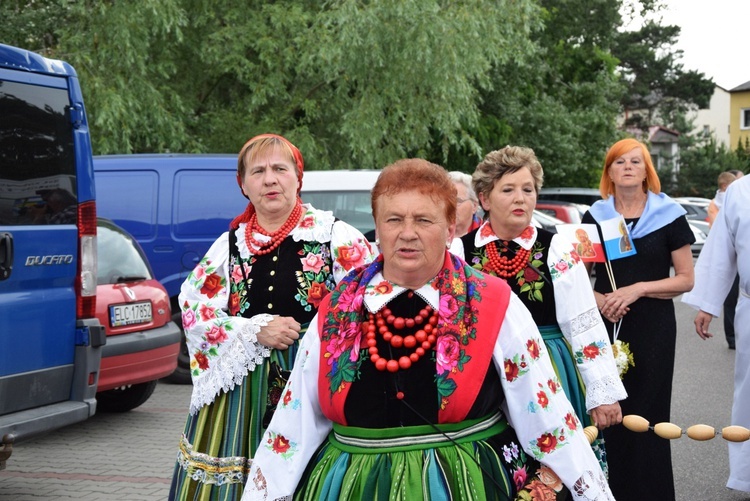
[539,324,564,341]
[329,411,507,453]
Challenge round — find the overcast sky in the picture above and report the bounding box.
[639,0,750,90]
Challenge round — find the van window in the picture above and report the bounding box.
[96,171,159,239]
[173,170,245,239]
[0,79,76,225]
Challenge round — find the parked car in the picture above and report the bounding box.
[535,200,584,224]
[531,210,565,233]
[95,218,181,411]
[687,220,707,258]
[538,187,602,206]
[673,197,710,222]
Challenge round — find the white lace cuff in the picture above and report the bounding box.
[572,469,616,500]
[584,373,628,411]
[189,314,274,414]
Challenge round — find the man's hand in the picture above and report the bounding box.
[694,310,715,340]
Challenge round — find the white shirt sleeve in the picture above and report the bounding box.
[179,230,276,414]
[495,293,615,500]
[241,316,330,501]
[548,234,627,410]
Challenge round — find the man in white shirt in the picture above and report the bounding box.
[683,174,750,493]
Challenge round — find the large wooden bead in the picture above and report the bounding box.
[654,422,683,440]
[722,426,750,443]
[583,426,599,444]
[686,424,716,441]
[622,415,650,433]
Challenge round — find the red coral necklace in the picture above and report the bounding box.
[365,303,439,376]
[485,241,530,278]
[245,202,303,255]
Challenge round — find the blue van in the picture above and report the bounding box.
[94,154,379,383]
[0,43,105,454]
[94,154,244,383]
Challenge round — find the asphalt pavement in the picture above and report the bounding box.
[0,297,748,500]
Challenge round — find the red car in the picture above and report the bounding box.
[94,218,181,412]
[535,200,584,224]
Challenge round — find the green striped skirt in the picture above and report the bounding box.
[169,343,297,501]
[539,325,607,476]
[295,412,568,501]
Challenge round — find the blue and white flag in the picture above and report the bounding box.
[599,215,636,260]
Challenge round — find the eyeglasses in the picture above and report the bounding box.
[457,197,474,205]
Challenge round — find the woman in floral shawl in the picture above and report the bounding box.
[169,134,375,500]
[241,159,614,500]
[452,146,627,475]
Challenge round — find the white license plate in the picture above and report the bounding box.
[109,301,152,327]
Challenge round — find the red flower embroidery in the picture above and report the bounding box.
[480,223,496,239]
[306,281,329,308]
[524,266,539,282]
[200,273,223,298]
[582,344,600,360]
[505,359,520,382]
[272,434,291,454]
[372,280,393,294]
[336,242,368,270]
[537,390,549,408]
[229,294,240,315]
[194,352,209,370]
[283,388,292,406]
[519,226,534,240]
[526,339,540,359]
[565,412,578,431]
[536,433,558,454]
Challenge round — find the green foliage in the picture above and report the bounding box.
[0,0,728,193]
[673,138,748,197]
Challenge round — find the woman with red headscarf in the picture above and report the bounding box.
[169,134,375,500]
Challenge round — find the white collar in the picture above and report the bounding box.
[362,271,440,314]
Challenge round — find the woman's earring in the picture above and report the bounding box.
[375,238,380,246]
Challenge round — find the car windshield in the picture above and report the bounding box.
[97,220,152,285]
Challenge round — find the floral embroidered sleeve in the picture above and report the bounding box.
[329,219,376,280]
[179,231,275,414]
[241,318,331,501]
[494,294,615,500]
[547,234,627,410]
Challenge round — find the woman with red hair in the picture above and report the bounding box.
[169,134,374,500]
[583,138,695,500]
[243,159,614,500]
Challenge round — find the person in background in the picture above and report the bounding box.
[242,159,615,500]
[722,169,744,350]
[682,174,750,494]
[582,138,695,500]
[169,134,375,500]
[707,171,737,227]
[448,170,481,236]
[453,146,626,477]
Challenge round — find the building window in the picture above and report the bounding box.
[742,108,750,129]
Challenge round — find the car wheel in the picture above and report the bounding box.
[162,310,193,385]
[96,380,158,412]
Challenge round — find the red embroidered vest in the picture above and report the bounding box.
[317,272,511,424]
